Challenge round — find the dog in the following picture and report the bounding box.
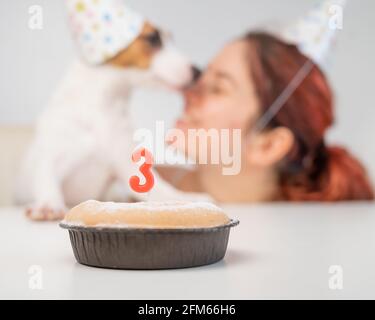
[15,21,208,221]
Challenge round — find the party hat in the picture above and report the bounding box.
[280,0,347,71]
[65,0,145,65]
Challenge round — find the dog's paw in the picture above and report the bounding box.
[25,205,66,221]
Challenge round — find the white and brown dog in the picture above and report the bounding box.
[15,7,208,220]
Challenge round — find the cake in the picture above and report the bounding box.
[60,199,239,269]
[63,199,230,228]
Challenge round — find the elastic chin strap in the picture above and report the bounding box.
[245,60,316,164]
[253,60,315,134]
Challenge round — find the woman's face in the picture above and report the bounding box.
[176,40,260,133]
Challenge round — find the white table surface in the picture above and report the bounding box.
[1,203,374,300]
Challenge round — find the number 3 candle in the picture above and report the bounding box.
[129,147,155,193]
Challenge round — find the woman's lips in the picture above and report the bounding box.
[177,112,195,124]
[175,118,189,129]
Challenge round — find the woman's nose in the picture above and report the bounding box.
[185,79,205,97]
[183,85,201,106]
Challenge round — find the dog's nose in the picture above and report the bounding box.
[191,66,202,82]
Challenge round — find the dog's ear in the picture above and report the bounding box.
[108,22,161,69]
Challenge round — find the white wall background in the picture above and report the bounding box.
[0,0,374,178]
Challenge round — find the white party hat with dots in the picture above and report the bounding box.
[65,0,145,65]
[279,0,347,71]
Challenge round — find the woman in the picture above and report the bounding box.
[157,32,374,202]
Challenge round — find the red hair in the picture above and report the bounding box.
[244,32,374,201]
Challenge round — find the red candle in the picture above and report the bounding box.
[129,147,155,193]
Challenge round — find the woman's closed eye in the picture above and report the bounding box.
[200,78,230,95]
[204,71,236,95]
[207,83,226,94]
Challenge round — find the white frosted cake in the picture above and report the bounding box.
[63,200,230,228]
